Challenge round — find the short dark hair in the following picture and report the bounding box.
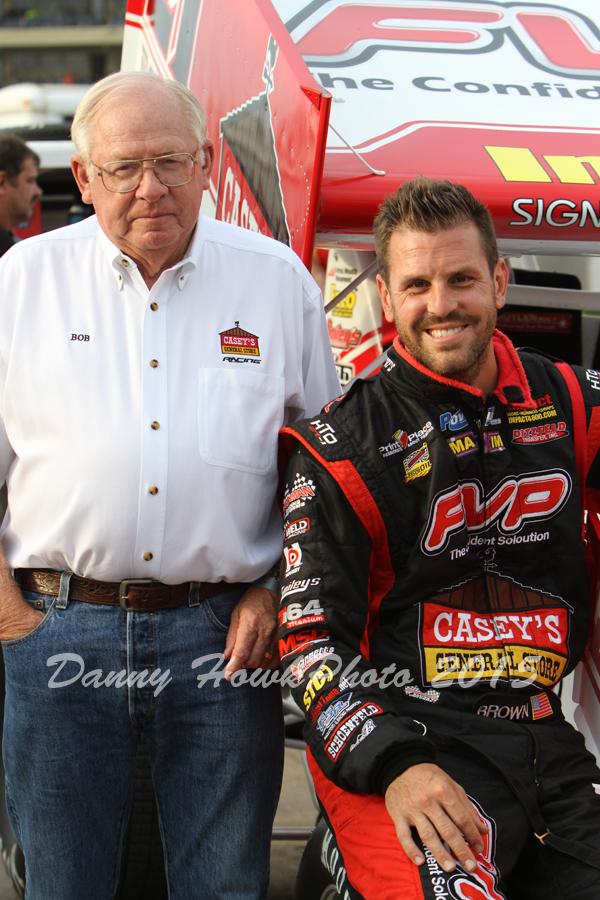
[0,134,40,183]
[373,177,499,283]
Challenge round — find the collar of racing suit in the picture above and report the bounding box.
[389,329,537,410]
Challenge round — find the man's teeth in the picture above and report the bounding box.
[428,326,465,338]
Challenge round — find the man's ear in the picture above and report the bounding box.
[198,141,215,188]
[71,156,94,206]
[377,273,395,324]
[494,257,510,312]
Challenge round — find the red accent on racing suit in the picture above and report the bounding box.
[279,331,600,898]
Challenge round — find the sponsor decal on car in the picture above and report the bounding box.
[283,542,303,576]
[512,421,568,444]
[328,321,362,350]
[403,443,432,483]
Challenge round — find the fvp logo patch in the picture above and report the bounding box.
[422,470,571,555]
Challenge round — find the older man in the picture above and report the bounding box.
[0,134,42,255]
[279,178,600,899]
[0,71,338,899]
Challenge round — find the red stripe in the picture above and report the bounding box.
[392,330,535,408]
[393,336,483,398]
[587,407,600,481]
[281,428,395,659]
[306,750,424,900]
[555,363,587,540]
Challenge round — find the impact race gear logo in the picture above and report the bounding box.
[422,470,571,555]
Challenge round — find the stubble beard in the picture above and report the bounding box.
[396,305,498,386]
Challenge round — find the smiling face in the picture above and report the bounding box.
[376,222,509,394]
[71,84,213,282]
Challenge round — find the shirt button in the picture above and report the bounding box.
[149,359,159,368]
[143,551,153,561]
[121,258,129,268]
[148,485,159,495]
[150,302,159,311]
[151,420,160,430]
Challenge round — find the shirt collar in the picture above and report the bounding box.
[387,330,536,409]
[95,214,202,292]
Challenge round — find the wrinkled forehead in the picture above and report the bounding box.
[87,85,192,160]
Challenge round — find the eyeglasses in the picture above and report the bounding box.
[91,151,200,193]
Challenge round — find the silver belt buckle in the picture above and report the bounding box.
[118,578,155,611]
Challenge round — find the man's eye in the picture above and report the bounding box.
[452,274,473,284]
[159,157,181,170]
[108,163,138,178]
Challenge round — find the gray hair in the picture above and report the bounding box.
[71,71,207,163]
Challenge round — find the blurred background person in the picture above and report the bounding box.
[0,134,42,256]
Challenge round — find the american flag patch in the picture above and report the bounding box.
[530,693,553,720]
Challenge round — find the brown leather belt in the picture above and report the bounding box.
[14,568,238,613]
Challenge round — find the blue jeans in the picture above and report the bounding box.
[2,578,284,900]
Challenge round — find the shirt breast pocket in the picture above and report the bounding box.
[197,368,284,475]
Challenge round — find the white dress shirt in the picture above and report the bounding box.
[0,215,339,583]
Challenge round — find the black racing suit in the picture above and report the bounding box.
[279,332,600,899]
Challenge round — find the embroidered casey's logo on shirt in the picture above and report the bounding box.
[220,321,261,365]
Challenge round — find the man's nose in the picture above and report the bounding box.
[136,163,168,199]
[427,281,457,317]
